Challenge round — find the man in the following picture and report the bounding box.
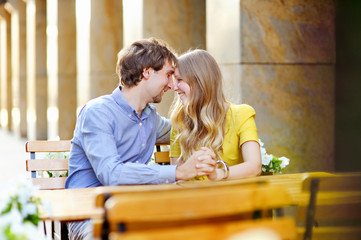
[65,38,216,239]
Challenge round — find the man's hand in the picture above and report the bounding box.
[175,147,217,181]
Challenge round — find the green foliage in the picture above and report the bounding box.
[262,157,283,173]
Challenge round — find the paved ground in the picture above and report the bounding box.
[0,128,30,185]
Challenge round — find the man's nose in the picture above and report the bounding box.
[168,78,177,91]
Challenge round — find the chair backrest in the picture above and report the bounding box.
[154,142,170,165]
[299,172,361,240]
[25,140,71,190]
[101,182,297,240]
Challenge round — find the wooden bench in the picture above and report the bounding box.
[298,172,361,240]
[97,182,297,240]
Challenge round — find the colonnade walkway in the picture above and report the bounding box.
[0,128,30,185]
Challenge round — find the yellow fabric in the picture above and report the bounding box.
[170,103,259,168]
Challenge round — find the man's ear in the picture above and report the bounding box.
[142,68,151,79]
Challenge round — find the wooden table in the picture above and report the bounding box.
[39,172,334,222]
[39,183,183,221]
[177,171,334,204]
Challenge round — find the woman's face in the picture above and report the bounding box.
[173,68,191,105]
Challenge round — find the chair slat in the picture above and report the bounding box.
[298,226,361,240]
[154,152,170,164]
[106,184,291,223]
[109,217,297,240]
[154,142,170,164]
[26,159,68,171]
[302,174,361,192]
[26,140,71,152]
[31,177,67,190]
[298,201,361,222]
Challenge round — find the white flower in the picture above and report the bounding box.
[259,139,273,165]
[40,200,53,217]
[259,138,290,173]
[279,156,290,168]
[0,208,23,227]
[262,153,273,165]
[259,139,265,147]
[21,202,38,217]
[0,179,48,240]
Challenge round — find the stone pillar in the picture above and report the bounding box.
[87,0,123,101]
[6,0,21,137]
[47,0,76,140]
[76,0,122,110]
[0,15,5,128]
[18,0,27,138]
[0,5,12,131]
[123,0,206,117]
[26,0,47,140]
[207,0,335,172]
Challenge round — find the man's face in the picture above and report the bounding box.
[148,61,175,103]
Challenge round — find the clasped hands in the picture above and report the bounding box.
[175,147,227,181]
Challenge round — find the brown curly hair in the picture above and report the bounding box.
[116,38,177,87]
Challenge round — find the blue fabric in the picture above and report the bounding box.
[65,87,176,188]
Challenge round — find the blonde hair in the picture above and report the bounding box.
[170,49,227,160]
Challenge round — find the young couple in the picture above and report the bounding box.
[65,38,261,239]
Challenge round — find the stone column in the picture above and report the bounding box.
[0,5,12,131]
[88,0,123,100]
[0,15,5,128]
[207,0,335,172]
[6,0,22,137]
[18,0,27,138]
[47,0,76,140]
[26,0,47,140]
[123,0,206,117]
[76,0,123,110]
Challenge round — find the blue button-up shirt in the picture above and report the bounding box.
[65,87,176,188]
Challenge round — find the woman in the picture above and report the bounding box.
[169,49,261,181]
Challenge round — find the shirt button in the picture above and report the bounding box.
[128,114,131,117]
[136,161,139,163]
[165,179,169,184]
[139,122,142,126]
[142,144,145,147]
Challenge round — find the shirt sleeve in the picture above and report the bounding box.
[237,105,259,147]
[80,106,176,185]
[155,114,171,143]
[169,127,181,158]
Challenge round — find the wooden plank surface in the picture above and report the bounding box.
[38,172,333,222]
[109,217,297,240]
[26,140,71,152]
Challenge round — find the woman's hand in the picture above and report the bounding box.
[207,168,226,181]
[175,147,217,181]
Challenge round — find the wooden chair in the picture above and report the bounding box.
[298,172,361,240]
[25,140,71,240]
[99,182,297,240]
[26,140,70,190]
[154,142,170,165]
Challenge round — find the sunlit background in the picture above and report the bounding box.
[0,0,360,173]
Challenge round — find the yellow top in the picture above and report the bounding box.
[170,103,259,168]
